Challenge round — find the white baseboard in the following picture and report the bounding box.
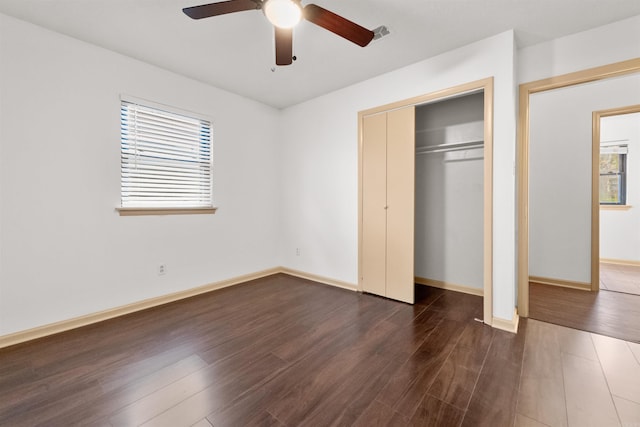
[0,267,281,349]
[529,275,591,291]
[492,309,519,334]
[279,267,358,291]
[415,276,484,296]
[600,258,640,267]
[0,267,358,349]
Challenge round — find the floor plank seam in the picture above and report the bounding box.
[460,325,495,415]
[512,324,529,427]
[589,333,626,427]
[558,350,570,427]
[100,355,211,421]
[427,390,467,413]
[421,290,446,311]
[630,342,640,365]
[235,355,291,403]
[266,409,286,426]
[420,317,472,414]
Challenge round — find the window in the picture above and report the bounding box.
[120,97,214,214]
[599,143,627,205]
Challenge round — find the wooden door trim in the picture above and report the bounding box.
[517,58,640,318]
[592,104,640,292]
[358,77,494,326]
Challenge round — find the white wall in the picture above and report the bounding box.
[520,14,640,284]
[518,14,640,84]
[279,31,518,321]
[600,112,640,261]
[529,74,640,283]
[414,93,484,290]
[7,11,635,336]
[0,14,281,335]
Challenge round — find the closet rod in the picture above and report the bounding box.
[416,140,483,155]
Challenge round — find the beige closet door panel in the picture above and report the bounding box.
[385,106,415,304]
[361,113,387,297]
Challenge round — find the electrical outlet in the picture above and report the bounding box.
[296,248,300,256]
[158,264,166,275]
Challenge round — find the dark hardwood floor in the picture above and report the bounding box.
[0,274,527,426]
[529,282,640,343]
[600,262,640,295]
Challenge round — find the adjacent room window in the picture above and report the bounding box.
[599,143,627,205]
[120,97,213,211]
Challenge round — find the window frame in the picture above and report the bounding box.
[599,144,627,206]
[117,95,216,216]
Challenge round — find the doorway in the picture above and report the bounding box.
[520,103,640,342]
[517,58,640,318]
[597,108,640,297]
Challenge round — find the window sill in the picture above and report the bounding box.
[600,204,632,211]
[116,207,218,216]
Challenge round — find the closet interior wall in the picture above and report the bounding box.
[415,92,485,293]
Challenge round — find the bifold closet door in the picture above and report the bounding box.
[361,106,415,304]
[362,112,387,297]
[386,107,415,303]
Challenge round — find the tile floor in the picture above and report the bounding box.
[600,263,640,296]
[516,319,640,427]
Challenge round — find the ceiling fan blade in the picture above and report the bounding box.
[183,0,258,20]
[275,27,293,66]
[303,4,374,47]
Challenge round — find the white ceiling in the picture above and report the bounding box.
[1,0,640,108]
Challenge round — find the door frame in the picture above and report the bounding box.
[593,104,640,289]
[357,77,494,325]
[517,58,640,317]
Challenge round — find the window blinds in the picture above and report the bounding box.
[600,143,628,155]
[120,100,212,208]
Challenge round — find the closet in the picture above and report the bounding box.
[414,92,484,295]
[360,87,487,306]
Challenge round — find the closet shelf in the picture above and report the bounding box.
[416,140,484,155]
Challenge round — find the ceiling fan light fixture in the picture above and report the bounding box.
[263,0,302,29]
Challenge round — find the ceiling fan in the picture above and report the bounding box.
[183,0,375,66]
